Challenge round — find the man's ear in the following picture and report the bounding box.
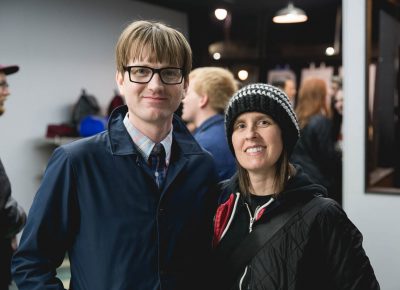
[116,71,125,95]
[199,94,209,108]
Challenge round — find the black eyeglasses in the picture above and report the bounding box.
[0,81,9,88]
[123,66,184,85]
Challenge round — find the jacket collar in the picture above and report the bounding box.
[108,105,204,156]
[194,114,224,135]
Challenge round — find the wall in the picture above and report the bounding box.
[343,1,400,289]
[0,0,187,212]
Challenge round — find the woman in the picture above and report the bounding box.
[212,83,379,290]
[290,77,341,201]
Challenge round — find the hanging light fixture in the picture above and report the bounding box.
[273,1,308,24]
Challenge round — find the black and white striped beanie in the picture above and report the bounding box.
[225,83,300,156]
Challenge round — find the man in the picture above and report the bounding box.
[181,67,237,180]
[271,77,297,107]
[12,21,219,290]
[0,64,26,290]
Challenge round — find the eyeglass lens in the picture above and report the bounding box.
[0,81,9,88]
[127,66,183,84]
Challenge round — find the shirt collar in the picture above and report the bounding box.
[123,114,172,165]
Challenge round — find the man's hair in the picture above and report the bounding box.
[115,20,192,80]
[271,79,286,90]
[189,67,238,114]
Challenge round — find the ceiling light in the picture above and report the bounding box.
[215,8,228,21]
[213,52,221,60]
[325,47,335,56]
[273,2,308,24]
[238,70,248,81]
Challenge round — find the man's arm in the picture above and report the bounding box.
[0,158,26,238]
[1,196,26,238]
[12,147,78,290]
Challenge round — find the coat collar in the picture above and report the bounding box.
[193,114,224,135]
[108,105,204,156]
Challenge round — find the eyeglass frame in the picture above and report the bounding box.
[0,81,9,88]
[123,65,185,85]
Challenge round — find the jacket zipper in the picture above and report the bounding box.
[239,199,274,290]
[239,204,257,290]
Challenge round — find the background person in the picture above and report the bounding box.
[290,77,341,203]
[0,64,26,290]
[12,20,219,290]
[212,83,379,290]
[271,77,297,107]
[181,66,237,180]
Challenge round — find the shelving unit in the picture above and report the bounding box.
[44,136,81,146]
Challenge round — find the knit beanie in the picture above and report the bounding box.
[225,83,300,156]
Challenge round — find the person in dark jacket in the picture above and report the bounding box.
[0,64,27,290]
[12,20,219,290]
[290,77,342,203]
[181,67,238,180]
[212,83,379,290]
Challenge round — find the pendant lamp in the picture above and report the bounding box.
[273,1,308,24]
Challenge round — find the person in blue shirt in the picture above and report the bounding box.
[181,67,238,180]
[12,20,219,290]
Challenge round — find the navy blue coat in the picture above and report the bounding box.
[12,105,219,290]
[193,114,236,181]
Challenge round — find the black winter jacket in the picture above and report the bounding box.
[212,168,379,290]
[0,158,26,288]
[290,114,341,196]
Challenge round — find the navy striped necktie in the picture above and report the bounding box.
[148,143,166,189]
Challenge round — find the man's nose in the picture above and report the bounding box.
[148,72,163,88]
[1,87,10,96]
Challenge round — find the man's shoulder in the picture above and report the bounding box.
[60,130,109,157]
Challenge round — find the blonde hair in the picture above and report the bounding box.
[115,20,192,80]
[296,78,330,128]
[189,67,238,114]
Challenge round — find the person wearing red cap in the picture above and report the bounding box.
[0,65,19,116]
[0,64,26,290]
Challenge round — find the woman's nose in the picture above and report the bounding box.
[244,125,257,139]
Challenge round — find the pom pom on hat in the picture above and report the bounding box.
[225,83,300,156]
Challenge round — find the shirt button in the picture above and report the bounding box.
[159,208,165,215]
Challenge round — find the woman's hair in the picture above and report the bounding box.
[236,147,296,198]
[115,20,192,80]
[295,78,330,128]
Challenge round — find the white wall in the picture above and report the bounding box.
[0,0,188,211]
[343,1,400,289]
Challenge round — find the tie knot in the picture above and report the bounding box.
[150,143,165,158]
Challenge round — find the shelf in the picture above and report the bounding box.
[44,136,81,146]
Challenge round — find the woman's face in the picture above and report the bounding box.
[232,112,283,175]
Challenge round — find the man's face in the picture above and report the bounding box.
[0,72,10,116]
[181,77,201,123]
[284,79,296,101]
[116,58,187,129]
